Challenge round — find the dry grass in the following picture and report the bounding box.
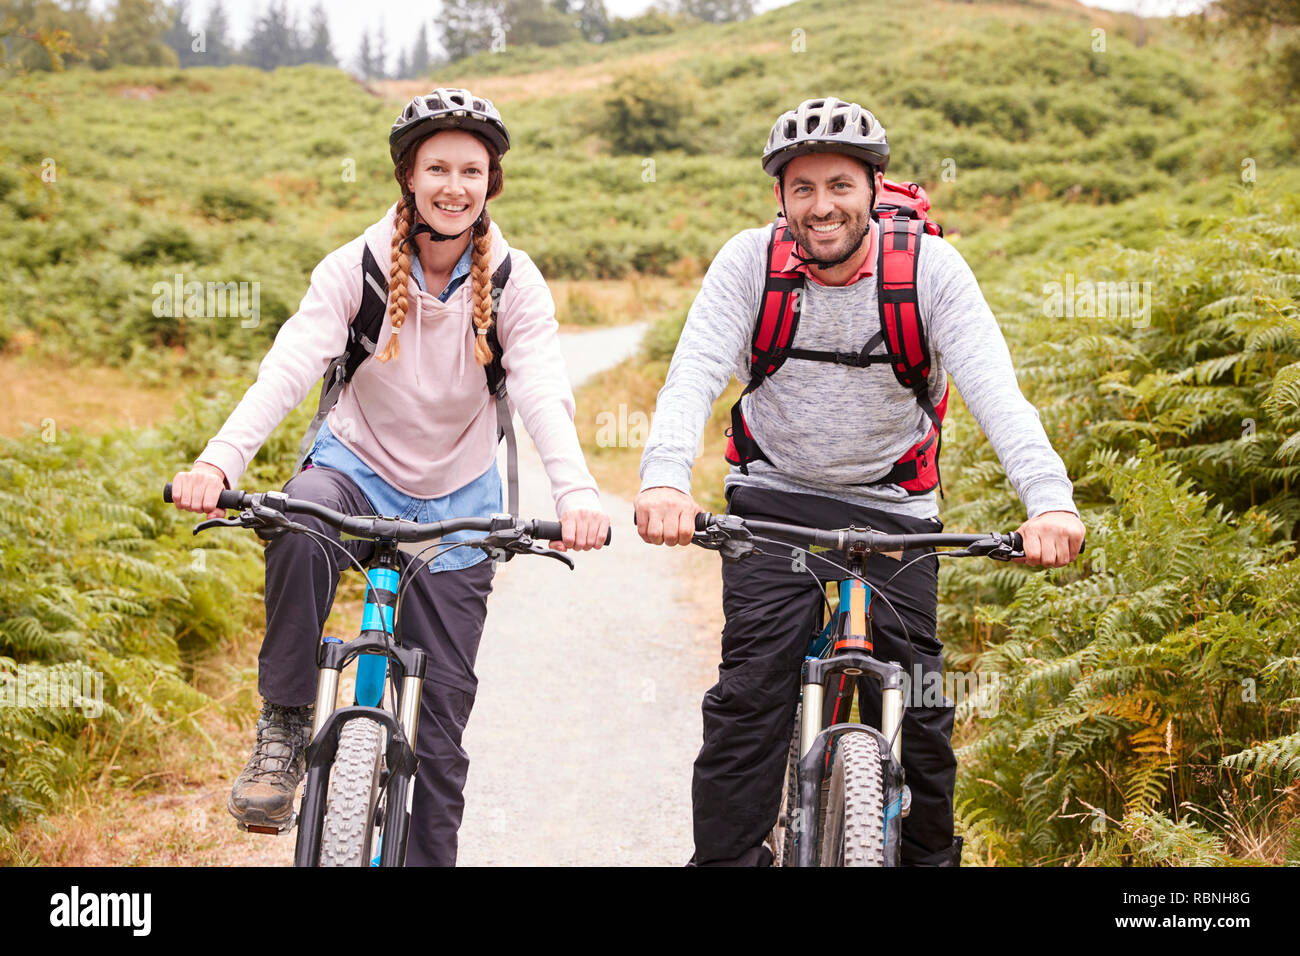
[378,49,689,105]
[0,353,183,438]
[376,40,785,105]
[552,276,696,332]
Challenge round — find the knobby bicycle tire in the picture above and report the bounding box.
[819,731,887,867]
[319,717,385,867]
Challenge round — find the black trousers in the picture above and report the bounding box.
[259,465,494,867]
[691,483,961,866]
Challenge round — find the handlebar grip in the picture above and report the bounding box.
[217,489,245,510]
[1010,531,1023,553]
[695,512,713,532]
[163,483,245,511]
[532,521,613,546]
[533,521,563,541]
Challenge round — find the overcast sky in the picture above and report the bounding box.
[152,0,1212,73]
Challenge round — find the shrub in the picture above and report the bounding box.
[123,226,204,266]
[197,183,274,222]
[596,69,700,156]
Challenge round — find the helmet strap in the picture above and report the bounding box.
[787,226,869,269]
[400,199,484,252]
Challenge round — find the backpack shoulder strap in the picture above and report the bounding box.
[752,215,804,380]
[725,217,804,474]
[294,242,389,475]
[877,212,948,496]
[483,251,513,398]
[480,251,521,516]
[878,214,936,416]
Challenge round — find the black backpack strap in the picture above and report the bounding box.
[483,253,512,398]
[295,243,389,475]
[480,252,520,516]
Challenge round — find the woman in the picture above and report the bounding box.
[169,89,610,865]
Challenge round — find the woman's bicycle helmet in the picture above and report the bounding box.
[762,97,889,178]
[389,88,511,164]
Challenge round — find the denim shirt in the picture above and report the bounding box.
[303,420,502,573]
[411,245,472,301]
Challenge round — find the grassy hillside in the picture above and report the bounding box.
[3,0,1291,371]
[2,0,1299,863]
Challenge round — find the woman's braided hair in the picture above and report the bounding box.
[376,131,505,366]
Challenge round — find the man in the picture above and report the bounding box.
[634,97,1085,866]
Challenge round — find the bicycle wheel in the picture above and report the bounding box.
[818,731,886,867]
[319,717,386,867]
[768,705,800,867]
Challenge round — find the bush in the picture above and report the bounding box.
[1053,97,1109,137]
[642,309,687,363]
[596,69,700,156]
[123,226,204,266]
[197,183,274,222]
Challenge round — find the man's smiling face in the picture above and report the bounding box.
[775,152,881,266]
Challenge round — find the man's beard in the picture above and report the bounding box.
[787,207,871,269]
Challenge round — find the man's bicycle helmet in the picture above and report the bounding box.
[389,88,511,164]
[762,97,889,178]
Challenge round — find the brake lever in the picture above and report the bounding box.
[525,545,575,570]
[192,515,243,535]
[966,533,1025,562]
[480,528,576,570]
[691,515,757,562]
[192,505,297,538]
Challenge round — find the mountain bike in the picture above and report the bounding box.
[692,511,1078,867]
[163,482,605,866]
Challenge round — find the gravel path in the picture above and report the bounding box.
[456,321,720,866]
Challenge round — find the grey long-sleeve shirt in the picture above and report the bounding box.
[637,222,1078,521]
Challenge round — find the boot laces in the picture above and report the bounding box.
[243,701,313,782]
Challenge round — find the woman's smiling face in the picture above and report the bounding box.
[404,130,491,234]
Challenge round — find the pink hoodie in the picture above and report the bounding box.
[197,201,601,517]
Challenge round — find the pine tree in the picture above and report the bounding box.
[303,1,335,67]
[161,0,201,66]
[373,23,389,79]
[408,21,432,76]
[677,0,755,23]
[201,0,232,66]
[243,0,299,71]
[354,27,377,79]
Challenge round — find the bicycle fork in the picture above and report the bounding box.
[294,550,428,867]
[793,570,909,866]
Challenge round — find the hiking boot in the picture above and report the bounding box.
[228,699,315,833]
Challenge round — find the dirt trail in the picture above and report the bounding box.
[457,321,719,865]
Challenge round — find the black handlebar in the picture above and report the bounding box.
[690,511,1065,562]
[163,483,610,546]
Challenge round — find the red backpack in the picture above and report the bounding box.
[724,179,949,497]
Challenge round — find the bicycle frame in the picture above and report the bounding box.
[792,544,908,867]
[294,543,426,868]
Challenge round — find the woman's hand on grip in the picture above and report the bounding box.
[170,463,229,520]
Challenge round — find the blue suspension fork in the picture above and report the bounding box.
[355,560,399,707]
